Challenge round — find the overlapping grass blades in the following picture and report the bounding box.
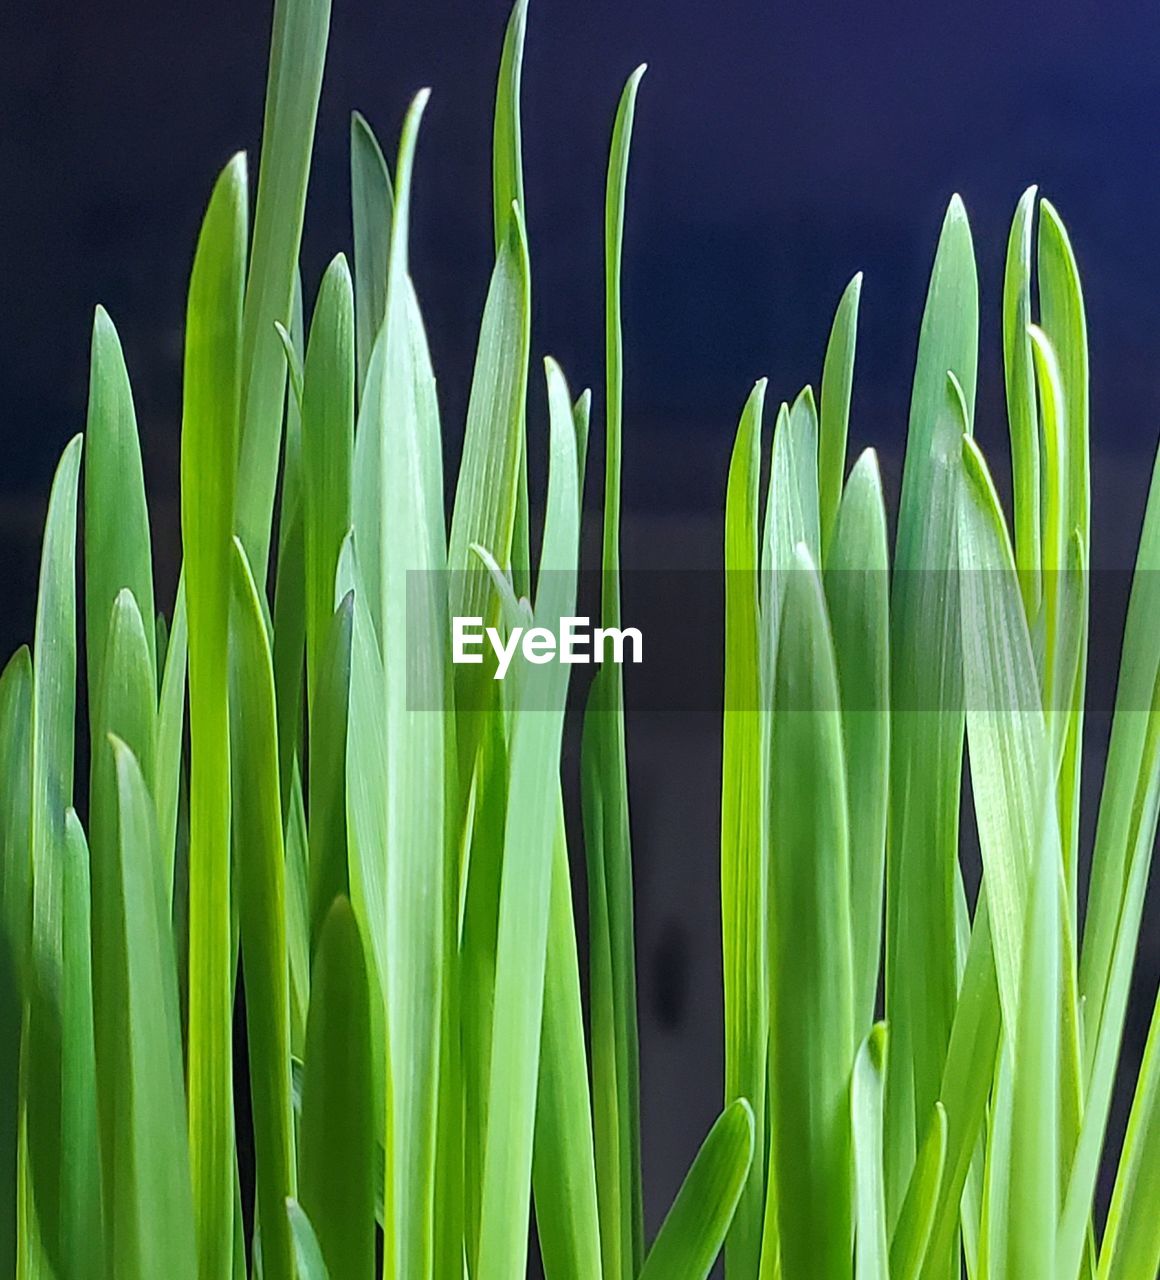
[7,1,1160,1278]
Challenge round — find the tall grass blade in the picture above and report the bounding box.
[818,273,862,557]
[852,1024,890,1280]
[350,112,393,397]
[156,576,188,903]
[890,1103,947,1280]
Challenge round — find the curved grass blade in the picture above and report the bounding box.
[156,575,188,904]
[299,896,374,1280]
[825,448,889,1036]
[852,1024,890,1280]
[765,545,854,1280]
[229,539,296,1280]
[286,1200,330,1280]
[108,736,197,1279]
[235,0,332,576]
[84,306,156,706]
[721,379,767,1278]
[350,111,393,396]
[761,387,821,637]
[819,272,862,557]
[181,154,247,1278]
[885,198,977,1228]
[890,1103,947,1280]
[477,358,580,1280]
[638,1099,755,1280]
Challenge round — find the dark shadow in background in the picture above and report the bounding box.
[4,0,1160,1249]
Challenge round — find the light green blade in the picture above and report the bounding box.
[890,1103,947,1280]
[24,433,83,1275]
[156,575,188,904]
[852,1025,890,1280]
[287,1200,332,1280]
[884,198,976,1227]
[108,736,197,1279]
[638,1099,755,1280]
[235,0,331,577]
[299,896,374,1280]
[180,153,247,1279]
[825,448,889,1036]
[84,306,156,709]
[350,111,394,397]
[765,545,854,1280]
[818,272,862,557]
[1002,186,1041,618]
[302,254,354,706]
[229,540,296,1280]
[721,379,767,1279]
[477,358,581,1279]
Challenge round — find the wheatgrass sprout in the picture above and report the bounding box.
[2,0,1160,1277]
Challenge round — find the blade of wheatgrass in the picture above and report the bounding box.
[373,91,449,1280]
[978,1032,1013,1277]
[492,0,531,596]
[1099,980,1160,1279]
[638,1099,755,1280]
[825,447,890,1036]
[1005,802,1060,1280]
[1037,199,1089,922]
[761,386,821,634]
[721,379,767,1279]
[299,896,374,1280]
[84,306,157,706]
[818,272,863,557]
[156,574,188,905]
[86,588,156,1256]
[1057,654,1160,1279]
[532,809,604,1280]
[350,111,393,397]
[766,544,854,1280]
[59,809,104,1275]
[306,595,353,955]
[234,0,331,577]
[0,647,31,1277]
[1080,456,1160,1089]
[181,153,247,1279]
[228,539,296,1280]
[287,1200,331,1280]
[1002,185,1041,618]
[476,358,581,1280]
[302,253,354,705]
[107,735,197,1279]
[852,1024,890,1280]
[884,198,977,1228]
[24,432,84,1274]
[350,289,388,648]
[889,1103,947,1280]
[284,761,311,1054]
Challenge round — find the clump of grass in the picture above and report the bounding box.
[2,0,1160,1278]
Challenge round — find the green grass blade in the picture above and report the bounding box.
[0,648,31,1276]
[229,539,296,1280]
[1099,982,1160,1279]
[302,254,354,705]
[108,736,197,1279]
[284,762,311,1055]
[350,112,393,397]
[477,357,580,1280]
[84,306,156,707]
[532,813,603,1280]
[181,154,247,1278]
[638,1099,755,1280]
[818,272,862,557]
[25,433,83,1274]
[890,1103,947,1280]
[852,1024,890,1280]
[766,545,854,1280]
[156,575,188,904]
[885,197,977,1229]
[721,379,767,1278]
[287,1200,331,1280]
[825,448,890,1036]
[1006,810,1060,1280]
[235,0,331,577]
[1002,186,1041,617]
[299,896,374,1280]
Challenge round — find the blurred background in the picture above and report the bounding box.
[4,0,1160,1239]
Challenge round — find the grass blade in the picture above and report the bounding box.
[181,154,247,1278]
[350,112,393,397]
[852,1024,890,1280]
[299,896,374,1280]
[818,273,862,557]
[638,1099,755,1280]
[890,1103,947,1280]
[156,575,188,904]
[287,1200,331,1280]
